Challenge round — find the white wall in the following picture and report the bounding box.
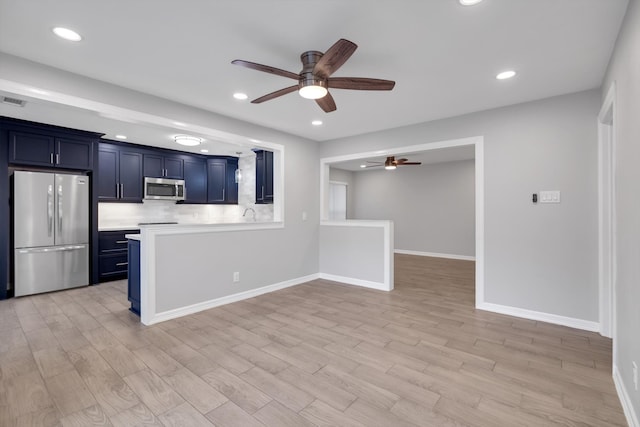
[319,221,394,291]
[351,159,475,257]
[602,0,640,423]
[329,167,356,218]
[320,90,601,324]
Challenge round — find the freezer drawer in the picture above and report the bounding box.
[14,245,88,297]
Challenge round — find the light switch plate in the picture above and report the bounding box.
[539,190,561,203]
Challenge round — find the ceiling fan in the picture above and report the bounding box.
[231,38,395,113]
[364,156,422,170]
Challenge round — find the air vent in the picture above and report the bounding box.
[2,96,26,107]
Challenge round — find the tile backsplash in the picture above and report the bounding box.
[98,154,274,228]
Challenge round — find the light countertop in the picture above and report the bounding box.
[125,234,141,241]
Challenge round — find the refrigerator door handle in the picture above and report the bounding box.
[57,184,63,233]
[47,184,53,237]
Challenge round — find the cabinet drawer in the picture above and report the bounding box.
[99,253,129,278]
[98,230,138,253]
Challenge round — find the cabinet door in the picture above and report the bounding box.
[128,240,141,315]
[9,131,55,167]
[98,148,119,201]
[119,151,143,202]
[143,154,164,178]
[164,156,184,179]
[183,158,207,203]
[255,150,265,203]
[56,138,93,170]
[225,158,239,204]
[207,159,226,203]
[264,150,274,202]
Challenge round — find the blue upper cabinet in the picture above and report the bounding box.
[207,158,226,203]
[207,157,238,204]
[182,157,207,204]
[143,153,184,179]
[255,149,273,204]
[98,143,143,202]
[10,130,94,170]
[225,157,239,204]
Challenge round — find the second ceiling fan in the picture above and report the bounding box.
[232,38,395,113]
[365,156,422,170]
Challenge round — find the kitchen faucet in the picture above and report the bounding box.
[242,207,256,221]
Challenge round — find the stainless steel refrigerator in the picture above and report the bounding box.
[13,171,89,297]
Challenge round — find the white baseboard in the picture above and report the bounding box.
[318,273,390,291]
[394,249,475,261]
[477,302,600,332]
[148,273,320,325]
[613,364,640,427]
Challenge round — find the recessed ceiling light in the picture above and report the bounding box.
[311,120,323,126]
[496,70,517,80]
[459,0,483,5]
[233,93,248,100]
[200,149,209,153]
[115,135,127,140]
[360,164,367,168]
[174,135,202,146]
[52,27,82,42]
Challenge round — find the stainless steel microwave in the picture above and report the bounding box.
[144,177,185,201]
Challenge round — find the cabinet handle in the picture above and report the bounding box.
[222,188,225,201]
[116,240,128,244]
[116,183,120,199]
[50,153,54,164]
[262,186,265,199]
[56,153,60,164]
[115,262,128,266]
[120,183,124,198]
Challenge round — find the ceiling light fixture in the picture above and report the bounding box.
[52,27,82,42]
[384,158,397,170]
[459,0,483,5]
[299,78,328,100]
[174,135,202,146]
[200,149,209,153]
[115,135,127,140]
[360,164,367,168]
[496,70,517,80]
[311,120,323,126]
[233,92,248,100]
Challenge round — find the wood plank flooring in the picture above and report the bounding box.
[0,254,626,426]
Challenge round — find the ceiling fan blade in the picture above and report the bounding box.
[313,39,358,77]
[395,158,409,163]
[329,77,396,91]
[251,85,299,104]
[231,60,299,80]
[398,162,422,165]
[316,91,337,113]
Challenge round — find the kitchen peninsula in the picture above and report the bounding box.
[126,221,285,325]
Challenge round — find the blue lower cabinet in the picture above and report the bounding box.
[127,239,141,316]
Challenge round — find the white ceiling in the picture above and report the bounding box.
[0,0,629,145]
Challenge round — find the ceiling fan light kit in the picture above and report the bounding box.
[232,38,395,112]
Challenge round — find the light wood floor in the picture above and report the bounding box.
[0,254,626,426]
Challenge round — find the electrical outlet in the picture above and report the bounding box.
[633,361,638,391]
[233,272,240,283]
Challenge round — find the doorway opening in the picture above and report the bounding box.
[320,136,484,307]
